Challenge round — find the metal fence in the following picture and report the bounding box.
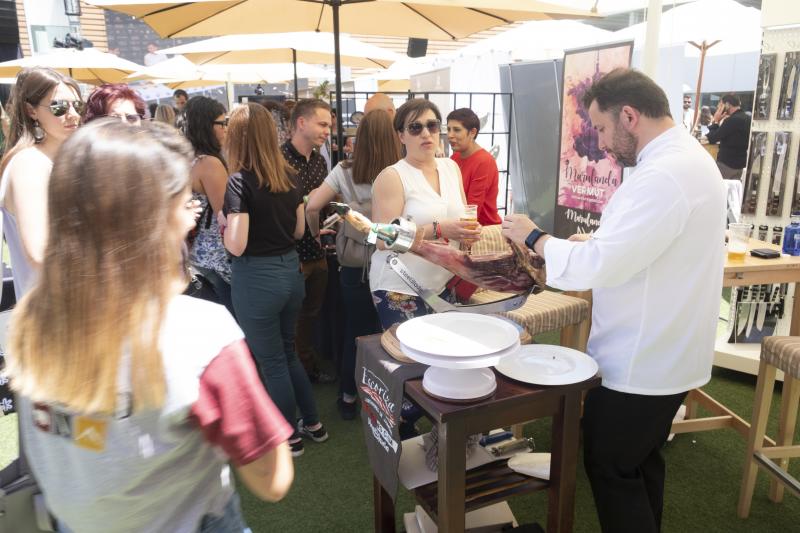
[331,90,514,214]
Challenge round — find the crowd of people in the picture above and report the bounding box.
[0,66,503,530]
[0,64,722,533]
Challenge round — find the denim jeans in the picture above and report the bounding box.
[232,252,319,427]
[339,266,380,397]
[198,493,250,533]
[195,265,235,319]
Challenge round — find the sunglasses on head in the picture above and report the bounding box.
[41,100,85,117]
[213,118,229,127]
[403,119,441,136]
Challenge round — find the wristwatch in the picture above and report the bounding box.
[524,228,548,250]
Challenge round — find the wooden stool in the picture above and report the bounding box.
[738,336,800,518]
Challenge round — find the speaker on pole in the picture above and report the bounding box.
[407,38,428,58]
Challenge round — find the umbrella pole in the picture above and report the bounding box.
[332,0,344,165]
[293,49,299,100]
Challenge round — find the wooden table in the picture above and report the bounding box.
[373,370,600,533]
[672,238,800,442]
[715,238,800,375]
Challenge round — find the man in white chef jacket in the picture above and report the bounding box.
[503,68,726,533]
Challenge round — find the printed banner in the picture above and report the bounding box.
[554,42,633,238]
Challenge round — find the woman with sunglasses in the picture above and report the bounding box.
[6,120,294,532]
[370,98,481,330]
[0,67,82,297]
[82,83,146,125]
[183,96,234,316]
[222,104,327,457]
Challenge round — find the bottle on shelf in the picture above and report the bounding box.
[758,224,769,241]
[773,226,784,247]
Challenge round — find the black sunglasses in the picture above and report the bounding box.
[40,99,85,117]
[403,119,441,136]
[106,113,144,125]
[213,118,229,127]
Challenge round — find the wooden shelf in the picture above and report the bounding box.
[413,459,549,522]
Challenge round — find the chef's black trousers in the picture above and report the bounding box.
[582,386,687,533]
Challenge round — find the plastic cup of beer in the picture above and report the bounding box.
[727,223,751,261]
[461,204,479,252]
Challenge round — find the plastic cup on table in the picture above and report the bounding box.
[727,222,751,261]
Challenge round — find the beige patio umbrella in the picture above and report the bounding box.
[159,32,399,98]
[0,48,144,85]
[88,0,598,156]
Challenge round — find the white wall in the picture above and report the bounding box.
[23,0,71,27]
[762,0,800,28]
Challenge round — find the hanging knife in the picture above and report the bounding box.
[738,287,749,337]
[771,133,788,214]
[746,297,757,338]
[756,285,767,331]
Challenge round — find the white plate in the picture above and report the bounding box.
[396,313,519,357]
[422,366,497,400]
[494,344,599,386]
[400,339,520,369]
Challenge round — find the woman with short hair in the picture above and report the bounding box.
[82,83,146,125]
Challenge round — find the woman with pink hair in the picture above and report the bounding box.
[82,83,146,125]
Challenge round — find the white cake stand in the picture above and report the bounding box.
[400,340,520,401]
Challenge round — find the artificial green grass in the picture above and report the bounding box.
[2,331,798,531]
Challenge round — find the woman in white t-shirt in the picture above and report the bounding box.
[7,121,293,532]
[370,99,481,330]
[306,109,401,420]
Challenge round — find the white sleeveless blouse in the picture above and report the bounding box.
[369,158,465,296]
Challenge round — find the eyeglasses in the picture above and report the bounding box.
[107,113,144,125]
[39,100,85,117]
[403,119,441,136]
[213,118,229,127]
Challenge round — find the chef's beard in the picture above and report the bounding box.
[608,126,638,168]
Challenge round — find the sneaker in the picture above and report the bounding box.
[309,370,336,385]
[289,437,304,457]
[337,398,358,421]
[298,422,329,443]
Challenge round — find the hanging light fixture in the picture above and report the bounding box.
[63,0,81,17]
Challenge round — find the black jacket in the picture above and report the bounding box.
[706,110,751,169]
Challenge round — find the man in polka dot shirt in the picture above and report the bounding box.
[282,99,334,383]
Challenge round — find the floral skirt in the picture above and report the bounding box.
[371,288,456,331]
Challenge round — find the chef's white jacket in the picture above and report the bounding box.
[545,126,726,395]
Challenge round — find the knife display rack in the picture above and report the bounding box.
[767,131,791,216]
[728,283,787,344]
[778,51,800,120]
[743,131,768,215]
[755,54,777,120]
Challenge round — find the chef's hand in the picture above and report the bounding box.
[713,102,727,124]
[501,214,537,247]
[568,233,592,242]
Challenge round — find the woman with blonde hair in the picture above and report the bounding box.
[306,109,401,420]
[6,120,294,531]
[0,67,82,297]
[223,103,327,457]
[154,103,176,126]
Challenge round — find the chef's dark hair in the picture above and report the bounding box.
[581,68,671,119]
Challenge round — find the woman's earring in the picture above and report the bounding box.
[33,120,45,143]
